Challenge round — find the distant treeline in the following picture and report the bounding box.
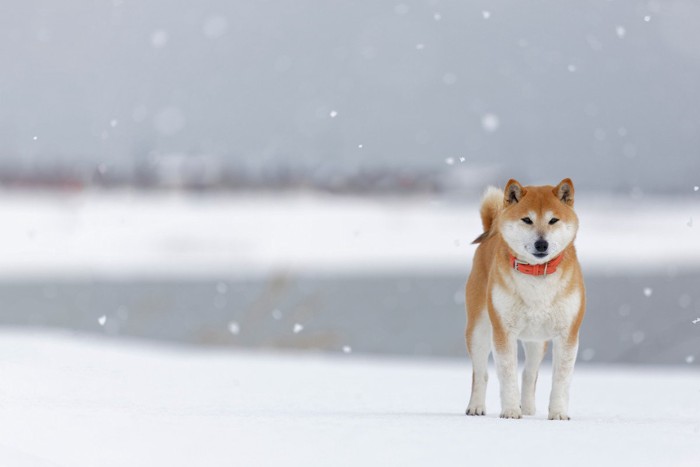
[0,159,456,195]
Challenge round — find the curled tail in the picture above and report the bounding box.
[472,186,503,244]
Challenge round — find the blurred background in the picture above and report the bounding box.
[0,0,698,365]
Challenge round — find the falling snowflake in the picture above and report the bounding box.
[228,321,240,335]
[98,315,107,326]
[445,157,455,165]
[482,11,491,19]
[358,144,363,149]
[329,110,338,118]
[433,12,442,21]
[694,186,699,192]
[150,29,168,48]
[691,318,700,324]
[459,157,466,162]
[293,323,304,333]
[415,43,425,50]
[110,119,118,128]
[686,355,695,364]
[272,309,282,320]
[615,26,626,38]
[643,15,651,22]
[567,64,577,72]
[342,346,352,354]
[481,113,500,132]
[32,136,38,141]
[643,287,653,297]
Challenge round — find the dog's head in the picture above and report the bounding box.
[498,178,579,264]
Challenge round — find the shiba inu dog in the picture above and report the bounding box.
[464,179,585,420]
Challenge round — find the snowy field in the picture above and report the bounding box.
[0,189,698,277]
[0,190,698,364]
[0,330,698,467]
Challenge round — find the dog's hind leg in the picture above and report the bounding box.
[521,340,547,416]
[466,313,491,416]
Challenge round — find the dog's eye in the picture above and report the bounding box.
[521,217,533,225]
[549,218,559,225]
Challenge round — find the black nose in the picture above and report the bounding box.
[535,239,548,252]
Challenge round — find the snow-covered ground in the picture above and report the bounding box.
[1,190,698,278]
[0,331,698,467]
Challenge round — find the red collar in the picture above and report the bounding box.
[510,254,564,276]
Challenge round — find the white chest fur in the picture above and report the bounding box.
[491,271,581,341]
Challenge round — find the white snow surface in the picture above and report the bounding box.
[0,331,698,467]
[0,190,698,278]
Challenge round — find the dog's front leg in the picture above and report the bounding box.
[548,336,579,420]
[492,333,521,419]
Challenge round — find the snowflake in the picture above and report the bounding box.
[151,29,168,48]
[481,113,500,132]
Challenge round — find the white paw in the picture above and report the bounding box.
[465,405,486,416]
[521,402,536,416]
[500,407,522,419]
[548,411,570,421]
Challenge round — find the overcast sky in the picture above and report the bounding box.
[1,0,699,192]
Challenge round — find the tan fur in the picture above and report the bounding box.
[465,178,586,419]
[467,180,585,344]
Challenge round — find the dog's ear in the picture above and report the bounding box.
[553,178,574,206]
[504,179,526,205]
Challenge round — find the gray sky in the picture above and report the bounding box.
[1,0,699,192]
